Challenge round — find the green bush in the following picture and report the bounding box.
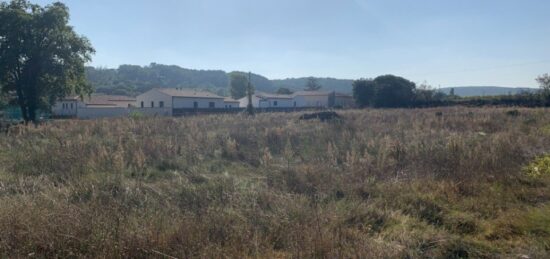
[524,155,550,178]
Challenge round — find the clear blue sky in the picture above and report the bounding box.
[36,0,550,87]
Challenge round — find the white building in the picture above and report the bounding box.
[292,91,331,108]
[52,95,137,118]
[238,92,294,108]
[224,98,240,108]
[137,88,226,109]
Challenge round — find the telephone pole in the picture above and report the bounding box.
[246,72,254,115]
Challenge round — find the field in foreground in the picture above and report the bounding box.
[1,108,550,258]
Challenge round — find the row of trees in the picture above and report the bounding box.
[352,75,448,108]
[353,74,550,108]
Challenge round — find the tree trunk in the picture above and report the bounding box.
[28,102,37,124]
[15,86,30,123]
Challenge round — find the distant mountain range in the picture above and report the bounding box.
[85,64,538,97]
[438,86,538,97]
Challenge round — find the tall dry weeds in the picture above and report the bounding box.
[0,107,549,257]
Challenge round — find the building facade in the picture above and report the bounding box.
[238,92,294,108]
[292,91,331,108]
[137,88,226,110]
[52,95,137,118]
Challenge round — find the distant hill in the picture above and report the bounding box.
[272,78,354,93]
[86,64,539,98]
[439,86,538,97]
[85,64,355,96]
[86,64,275,97]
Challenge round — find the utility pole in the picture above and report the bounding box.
[247,72,254,115]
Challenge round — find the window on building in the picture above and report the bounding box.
[159,101,164,108]
[70,103,73,109]
[151,101,155,108]
[294,101,297,107]
[274,101,278,106]
[141,101,144,108]
[209,102,215,108]
[194,101,198,108]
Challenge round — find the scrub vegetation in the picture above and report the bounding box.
[1,107,550,258]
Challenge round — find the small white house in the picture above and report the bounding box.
[52,95,136,118]
[137,88,226,109]
[292,91,331,108]
[238,92,294,108]
[52,97,79,117]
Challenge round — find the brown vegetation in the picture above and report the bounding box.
[0,107,550,258]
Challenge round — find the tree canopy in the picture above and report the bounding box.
[304,77,322,91]
[352,79,375,107]
[353,75,417,108]
[536,73,550,105]
[276,87,293,95]
[537,74,550,93]
[229,72,248,99]
[372,75,416,107]
[0,0,94,122]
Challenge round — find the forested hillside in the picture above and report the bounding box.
[85,64,355,96]
[85,63,535,97]
[86,63,274,96]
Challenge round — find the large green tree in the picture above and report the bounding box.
[229,72,248,99]
[0,0,94,123]
[537,73,550,105]
[276,87,293,95]
[372,75,416,108]
[352,79,375,107]
[353,75,416,108]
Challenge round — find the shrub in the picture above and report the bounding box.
[506,109,520,117]
[524,155,550,178]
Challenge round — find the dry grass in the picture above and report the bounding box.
[1,107,550,258]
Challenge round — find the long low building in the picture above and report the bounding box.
[137,88,226,109]
[52,88,355,119]
[238,90,354,108]
[238,92,294,108]
[52,95,137,118]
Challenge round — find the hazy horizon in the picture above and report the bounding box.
[34,0,550,87]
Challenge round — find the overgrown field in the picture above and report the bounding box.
[1,108,550,258]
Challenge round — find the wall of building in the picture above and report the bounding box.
[294,95,329,108]
[52,100,78,117]
[259,98,294,108]
[136,89,172,108]
[224,102,240,108]
[173,97,225,109]
[239,96,260,108]
[111,100,136,108]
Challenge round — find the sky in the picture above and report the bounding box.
[34,0,550,87]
